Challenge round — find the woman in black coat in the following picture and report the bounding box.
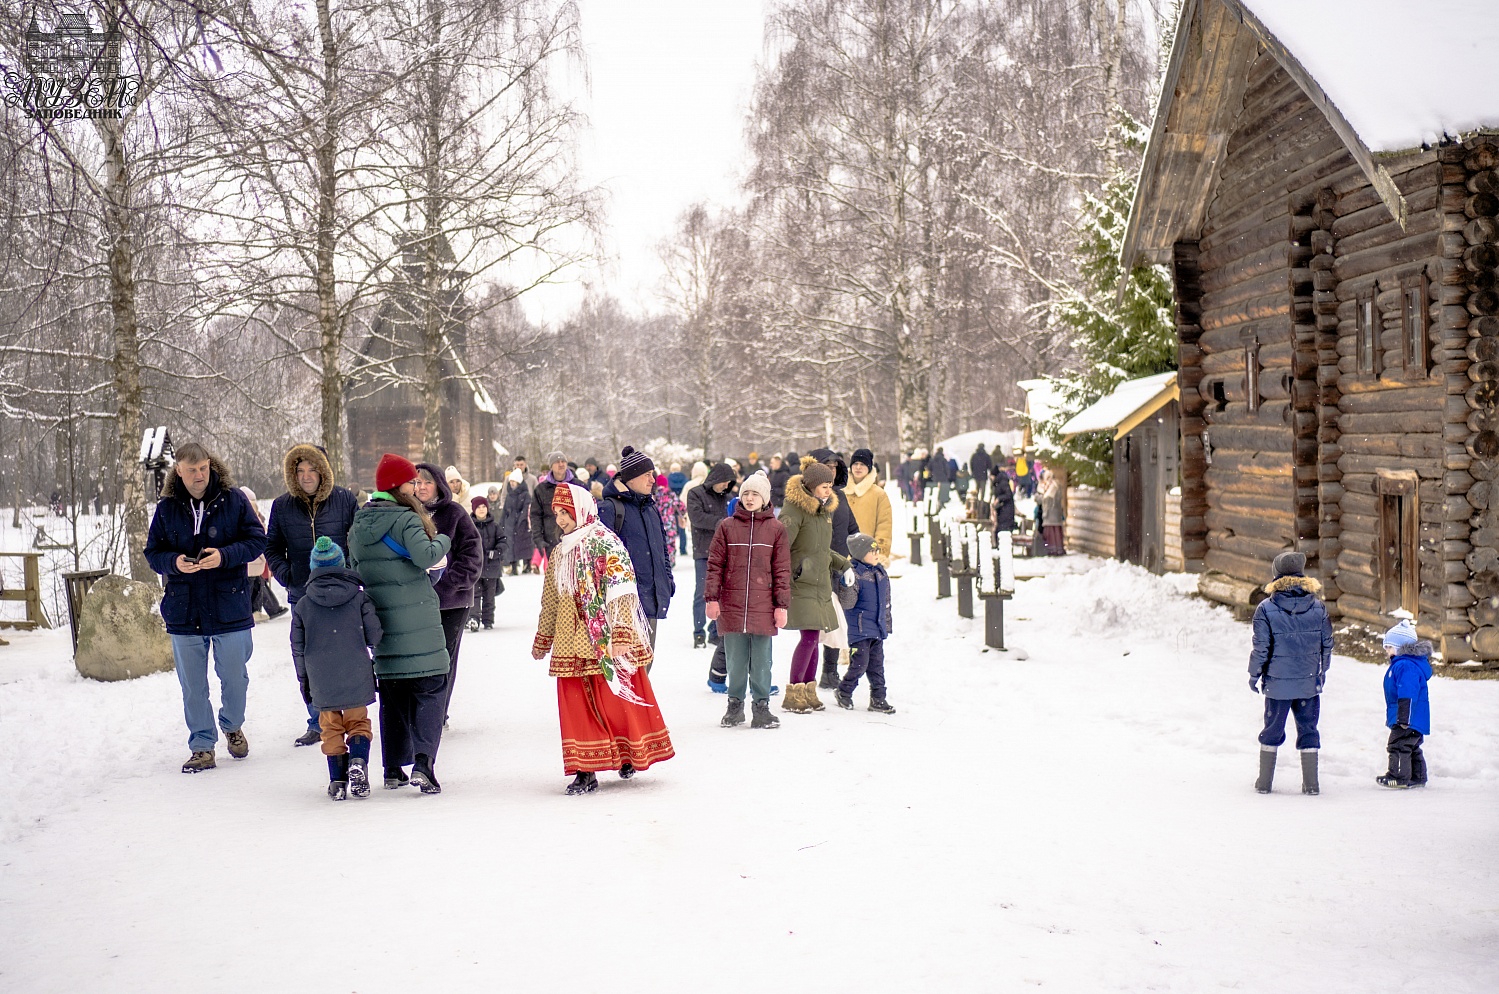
[500,472,536,573]
[415,463,483,721]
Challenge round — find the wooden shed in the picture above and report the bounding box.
[1122,0,1499,659]
[1062,371,1182,573]
[346,234,500,489]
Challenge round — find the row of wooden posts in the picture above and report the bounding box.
[906,506,1013,652]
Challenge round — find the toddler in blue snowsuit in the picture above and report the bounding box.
[1248,551,1332,795]
[835,533,896,714]
[1377,619,1432,788]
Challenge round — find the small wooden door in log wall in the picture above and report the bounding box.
[1114,401,1180,575]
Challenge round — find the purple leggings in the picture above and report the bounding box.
[790,629,821,683]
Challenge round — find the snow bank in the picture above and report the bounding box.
[1,551,1496,992]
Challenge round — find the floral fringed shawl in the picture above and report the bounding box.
[550,484,654,706]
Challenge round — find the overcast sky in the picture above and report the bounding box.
[517,0,769,327]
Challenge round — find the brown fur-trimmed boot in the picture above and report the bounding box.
[803,681,825,711]
[781,682,809,713]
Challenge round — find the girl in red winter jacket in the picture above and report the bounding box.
[704,472,790,729]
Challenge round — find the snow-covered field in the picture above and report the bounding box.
[2,547,1496,992]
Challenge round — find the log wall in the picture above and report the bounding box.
[1449,140,1499,659]
[1192,51,1354,588]
[1066,486,1115,559]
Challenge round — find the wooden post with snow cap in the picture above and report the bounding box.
[954,535,975,619]
[979,549,1011,650]
[935,526,952,599]
[907,509,924,566]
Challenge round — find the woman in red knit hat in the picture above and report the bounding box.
[531,483,674,794]
[348,453,453,792]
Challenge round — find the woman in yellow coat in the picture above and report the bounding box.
[844,448,893,562]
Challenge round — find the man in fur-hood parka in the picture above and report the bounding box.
[265,443,361,746]
[1248,551,1333,795]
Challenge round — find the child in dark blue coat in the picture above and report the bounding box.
[835,533,895,714]
[1376,619,1432,788]
[292,537,384,800]
[1248,551,1333,795]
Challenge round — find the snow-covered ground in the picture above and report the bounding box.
[2,545,1497,992]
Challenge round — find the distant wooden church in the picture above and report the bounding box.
[1123,0,1499,660]
[346,233,499,489]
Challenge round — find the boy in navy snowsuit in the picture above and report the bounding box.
[835,533,896,714]
[1248,551,1333,795]
[1376,619,1432,788]
[291,537,384,800]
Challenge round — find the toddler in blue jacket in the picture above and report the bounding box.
[1376,619,1431,788]
[1248,551,1332,795]
[835,533,895,714]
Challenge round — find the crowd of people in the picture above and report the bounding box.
[142,436,1437,799]
[141,439,940,799]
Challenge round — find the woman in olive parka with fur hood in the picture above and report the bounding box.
[777,461,850,713]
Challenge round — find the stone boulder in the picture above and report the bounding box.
[74,574,175,681]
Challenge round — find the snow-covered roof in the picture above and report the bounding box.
[1249,0,1499,154]
[1015,379,1066,452]
[1123,0,1499,268]
[1060,371,1179,441]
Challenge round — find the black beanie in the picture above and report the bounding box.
[617,445,655,483]
[851,448,875,470]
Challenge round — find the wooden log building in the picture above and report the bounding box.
[1122,0,1499,659]
[346,233,500,489]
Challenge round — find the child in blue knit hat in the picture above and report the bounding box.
[292,536,384,800]
[1377,618,1432,788]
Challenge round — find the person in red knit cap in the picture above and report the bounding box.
[347,453,453,792]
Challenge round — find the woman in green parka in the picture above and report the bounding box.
[349,453,452,793]
[778,461,850,714]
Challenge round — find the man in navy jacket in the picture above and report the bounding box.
[599,446,674,650]
[143,443,266,774]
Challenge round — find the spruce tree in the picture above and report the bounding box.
[1033,119,1175,487]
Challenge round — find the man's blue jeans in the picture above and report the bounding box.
[171,630,254,753]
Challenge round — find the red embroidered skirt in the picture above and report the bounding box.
[557,673,675,774]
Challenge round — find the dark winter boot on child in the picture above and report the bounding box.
[1248,552,1331,795]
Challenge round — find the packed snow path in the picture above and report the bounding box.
[2,556,1496,993]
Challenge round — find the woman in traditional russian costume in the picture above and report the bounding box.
[531,483,675,794]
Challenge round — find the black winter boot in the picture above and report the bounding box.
[819,649,840,689]
[566,771,598,795]
[693,632,707,649]
[1410,749,1428,786]
[867,697,896,714]
[619,762,635,779]
[1255,746,1276,794]
[1299,749,1319,795]
[411,754,441,794]
[750,699,780,729]
[1376,753,1411,788]
[721,697,746,727]
[835,690,854,710]
[384,767,409,789]
[327,754,349,801]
